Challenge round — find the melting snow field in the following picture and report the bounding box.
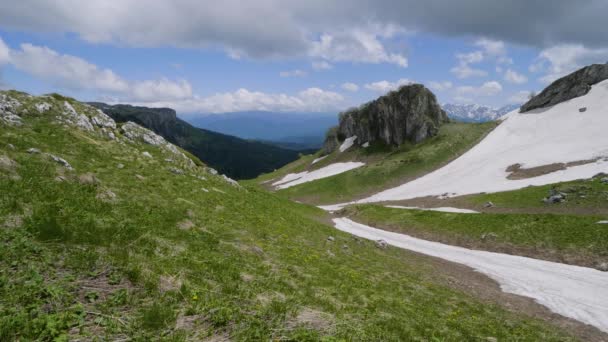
[385,205,479,214]
[339,136,357,152]
[351,80,608,203]
[272,162,364,189]
[311,156,327,165]
[333,218,608,333]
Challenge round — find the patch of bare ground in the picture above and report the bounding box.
[383,194,608,216]
[412,250,608,342]
[283,307,335,334]
[506,159,599,180]
[341,212,603,270]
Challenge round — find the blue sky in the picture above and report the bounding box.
[1,1,607,115]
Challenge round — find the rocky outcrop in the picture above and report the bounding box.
[323,84,447,153]
[521,63,608,112]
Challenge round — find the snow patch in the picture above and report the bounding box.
[333,218,608,333]
[273,162,364,189]
[385,205,479,214]
[353,80,608,203]
[311,156,328,165]
[339,136,357,152]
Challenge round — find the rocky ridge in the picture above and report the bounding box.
[521,63,608,112]
[323,84,448,153]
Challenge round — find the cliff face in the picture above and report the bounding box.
[324,84,447,153]
[521,63,608,112]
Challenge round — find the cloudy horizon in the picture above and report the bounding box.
[0,0,607,114]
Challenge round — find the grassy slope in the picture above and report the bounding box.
[259,122,497,204]
[344,205,608,267]
[0,92,576,340]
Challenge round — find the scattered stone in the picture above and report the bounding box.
[27,148,41,154]
[35,102,51,113]
[159,275,182,293]
[543,189,567,204]
[362,142,370,148]
[375,239,388,249]
[96,189,117,202]
[486,337,498,342]
[201,188,209,192]
[177,219,195,230]
[597,262,608,272]
[597,221,608,224]
[135,174,146,181]
[481,232,498,241]
[326,250,335,257]
[241,273,255,282]
[0,94,23,126]
[579,107,587,113]
[342,244,349,250]
[601,177,608,184]
[169,167,185,175]
[484,201,495,208]
[78,172,99,185]
[48,154,73,170]
[0,155,17,172]
[327,236,335,242]
[206,167,218,175]
[117,163,125,169]
[222,174,239,187]
[165,158,174,163]
[6,144,15,150]
[142,151,153,158]
[55,176,67,182]
[107,131,116,140]
[91,110,116,129]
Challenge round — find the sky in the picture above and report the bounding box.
[0,0,607,115]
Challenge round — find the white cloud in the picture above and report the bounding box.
[450,64,487,79]
[428,81,453,91]
[0,37,9,65]
[130,87,345,113]
[130,79,193,102]
[530,44,608,83]
[310,27,408,68]
[508,90,534,104]
[5,41,193,102]
[364,78,413,93]
[10,43,129,93]
[312,61,332,71]
[456,51,484,64]
[456,81,503,97]
[279,69,307,77]
[474,38,506,57]
[504,69,528,84]
[341,82,359,92]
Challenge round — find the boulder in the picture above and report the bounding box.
[323,84,448,153]
[521,63,608,112]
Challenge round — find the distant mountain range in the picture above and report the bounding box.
[443,103,520,123]
[184,111,337,150]
[88,103,303,179]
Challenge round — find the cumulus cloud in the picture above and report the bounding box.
[504,69,528,84]
[312,61,333,71]
[309,27,408,68]
[341,82,359,92]
[0,37,9,65]
[131,87,345,113]
[451,64,487,79]
[530,44,608,83]
[279,69,307,77]
[7,42,192,101]
[364,78,412,93]
[456,81,503,97]
[428,81,453,91]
